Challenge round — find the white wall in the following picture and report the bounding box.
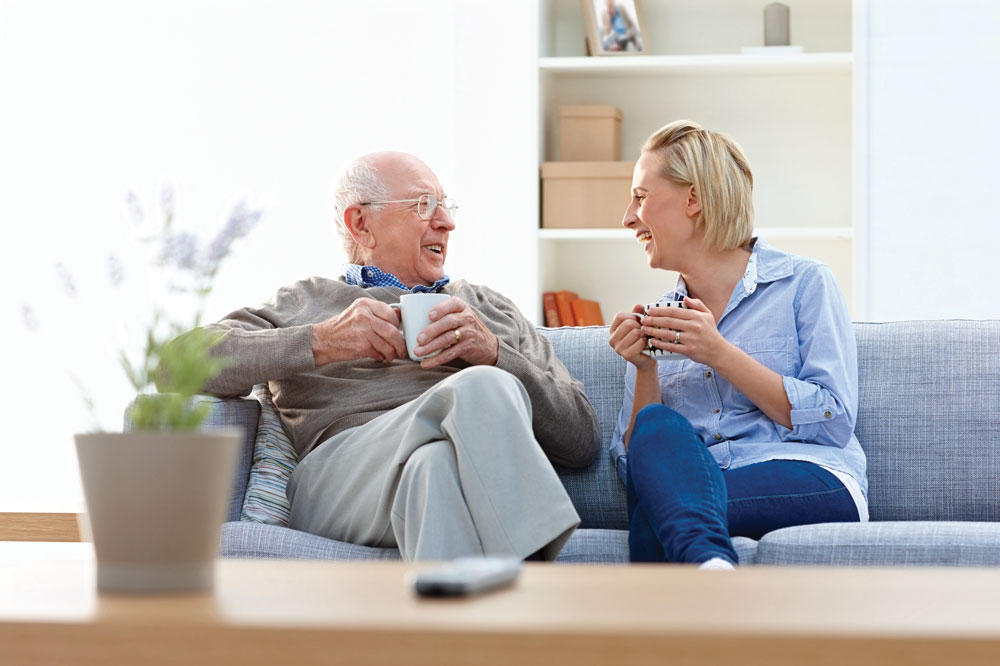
[0,0,535,504]
[861,0,1000,320]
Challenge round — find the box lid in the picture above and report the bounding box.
[541,161,635,178]
[559,105,624,121]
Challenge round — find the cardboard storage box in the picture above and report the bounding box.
[541,161,635,229]
[560,106,623,161]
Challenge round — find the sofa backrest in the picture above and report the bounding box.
[542,321,1000,526]
[855,321,1000,521]
[540,326,628,530]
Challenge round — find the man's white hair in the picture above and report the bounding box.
[331,156,389,263]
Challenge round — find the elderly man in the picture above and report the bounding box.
[190,151,600,561]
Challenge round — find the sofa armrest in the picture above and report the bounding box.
[124,394,260,522]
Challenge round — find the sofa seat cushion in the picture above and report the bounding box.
[221,522,402,561]
[221,522,759,565]
[557,532,759,565]
[756,521,1000,566]
[220,522,631,563]
[553,529,630,563]
[552,532,757,565]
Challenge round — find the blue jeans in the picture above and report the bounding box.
[626,404,860,564]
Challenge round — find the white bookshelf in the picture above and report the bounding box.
[535,0,855,323]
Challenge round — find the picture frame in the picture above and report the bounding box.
[581,0,646,56]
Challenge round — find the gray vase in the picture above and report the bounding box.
[75,429,240,594]
[764,3,791,46]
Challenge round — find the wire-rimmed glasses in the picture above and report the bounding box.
[359,193,458,220]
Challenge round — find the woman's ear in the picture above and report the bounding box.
[685,185,702,218]
[344,205,376,250]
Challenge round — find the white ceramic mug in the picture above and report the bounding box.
[389,292,452,361]
[628,300,687,361]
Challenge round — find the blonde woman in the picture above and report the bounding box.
[608,121,867,568]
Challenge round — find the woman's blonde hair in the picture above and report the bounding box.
[642,120,754,250]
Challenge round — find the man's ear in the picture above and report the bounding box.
[685,185,702,218]
[344,205,376,250]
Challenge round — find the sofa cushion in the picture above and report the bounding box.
[552,530,761,564]
[540,326,629,530]
[240,384,297,526]
[221,522,402,561]
[221,522,640,564]
[854,321,1000,521]
[756,521,1000,566]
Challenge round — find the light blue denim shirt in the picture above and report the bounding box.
[610,238,868,497]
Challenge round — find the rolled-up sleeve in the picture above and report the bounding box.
[777,264,858,448]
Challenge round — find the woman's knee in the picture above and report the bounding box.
[630,405,698,462]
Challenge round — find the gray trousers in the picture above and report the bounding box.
[286,366,581,561]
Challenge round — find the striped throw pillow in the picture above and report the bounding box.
[240,383,298,525]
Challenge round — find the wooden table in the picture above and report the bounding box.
[4,542,1000,665]
[0,503,84,542]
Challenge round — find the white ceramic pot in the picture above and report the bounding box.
[74,429,240,594]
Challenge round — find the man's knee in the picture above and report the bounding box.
[449,364,520,391]
[442,366,530,414]
[400,440,459,488]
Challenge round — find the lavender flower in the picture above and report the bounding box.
[55,262,78,298]
[21,304,38,332]
[107,253,125,287]
[159,231,200,271]
[26,181,262,432]
[159,180,176,224]
[123,190,145,227]
[205,199,263,265]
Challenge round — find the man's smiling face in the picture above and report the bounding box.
[365,153,455,287]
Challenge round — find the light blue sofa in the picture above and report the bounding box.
[176,320,1000,565]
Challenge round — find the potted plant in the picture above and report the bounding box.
[29,182,262,593]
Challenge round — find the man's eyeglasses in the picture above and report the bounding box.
[359,193,459,220]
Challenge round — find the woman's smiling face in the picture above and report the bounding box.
[622,151,702,271]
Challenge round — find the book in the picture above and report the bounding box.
[554,290,578,327]
[570,298,604,326]
[542,291,561,327]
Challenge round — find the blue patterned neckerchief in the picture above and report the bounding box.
[342,264,450,293]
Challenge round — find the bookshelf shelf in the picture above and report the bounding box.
[539,53,852,77]
[539,227,854,241]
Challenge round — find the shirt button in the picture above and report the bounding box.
[824,411,832,419]
[705,371,713,379]
[713,408,720,414]
[714,433,723,441]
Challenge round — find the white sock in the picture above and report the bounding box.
[698,557,736,570]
